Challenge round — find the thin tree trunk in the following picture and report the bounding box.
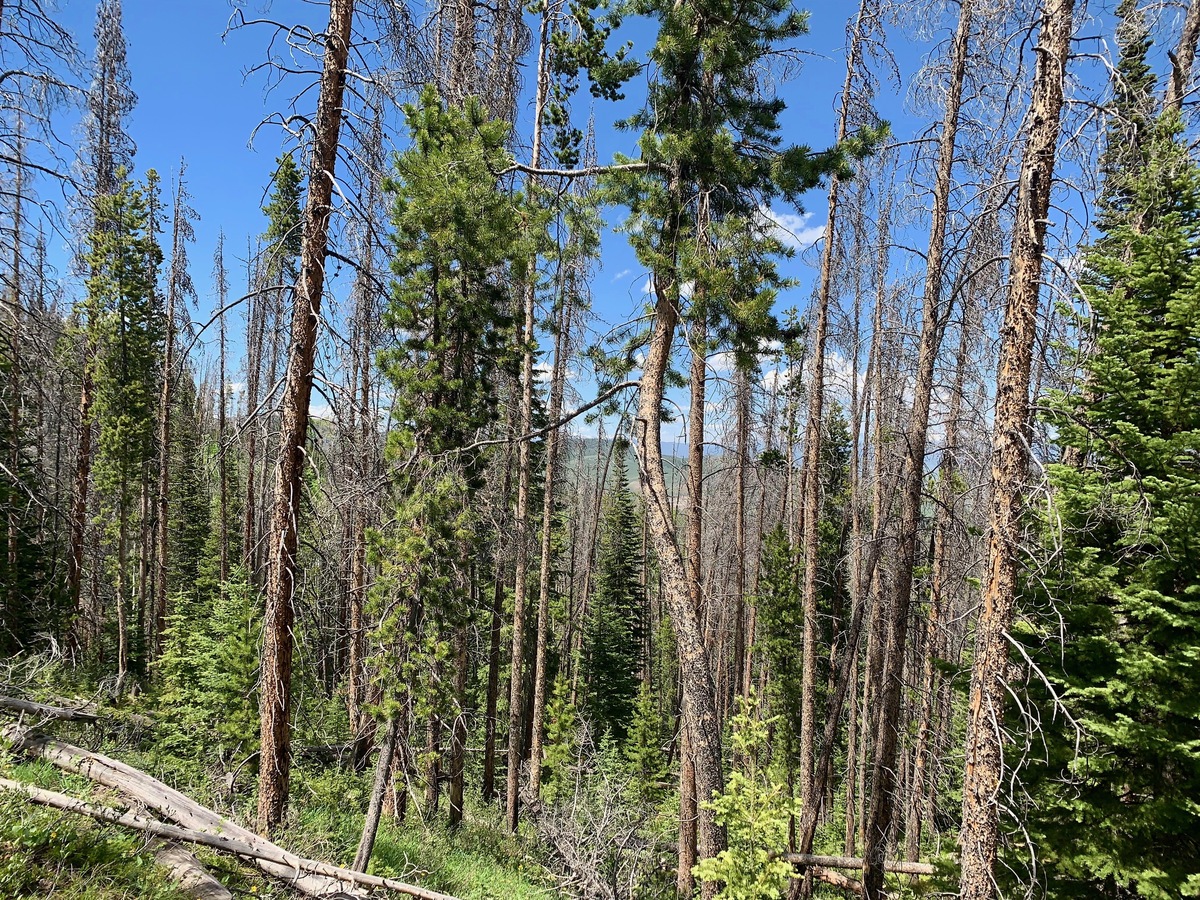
[505,0,551,831]
[528,292,573,795]
[960,2,1073,896]
[862,4,973,895]
[448,623,468,827]
[257,0,355,836]
[155,218,178,660]
[353,715,397,873]
[69,369,94,644]
[677,312,708,897]
[799,1,872,820]
[215,235,230,585]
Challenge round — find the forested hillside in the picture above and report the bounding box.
[2,0,1198,898]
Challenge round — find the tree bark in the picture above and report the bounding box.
[1166,0,1200,114]
[861,3,973,895]
[505,0,551,830]
[635,282,725,899]
[959,2,1073,897]
[353,715,398,873]
[798,0,871,821]
[257,0,355,837]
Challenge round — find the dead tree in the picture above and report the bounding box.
[959,0,1074,895]
[257,0,356,837]
[861,2,974,895]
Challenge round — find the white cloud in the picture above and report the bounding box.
[759,206,825,250]
[611,268,632,282]
[709,351,737,375]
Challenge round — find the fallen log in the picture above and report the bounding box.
[1,727,459,900]
[813,866,865,895]
[0,695,100,722]
[0,778,460,900]
[0,694,153,727]
[780,853,936,876]
[152,840,235,900]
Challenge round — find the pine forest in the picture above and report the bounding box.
[1,0,1198,898]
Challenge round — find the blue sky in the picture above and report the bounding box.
[32,0,1150,438]
[40,1,916,316]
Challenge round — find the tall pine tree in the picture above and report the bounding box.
[1023,112,1200,899]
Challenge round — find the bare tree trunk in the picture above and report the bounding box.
[635,281,724,898]
[798,2,872,821]
[353,715,397,873]
[116,487,130,690]
[154,223,178,660]
[215,235,230,585]
[448,624,468,827]
[483,405,514,803]
[528,294,572,795]
[242,251,265,577]
[862,4,973,896]
[257,0,355,837]
[960,1,1073,896]
[677,312,708,897]
[732,368,749,709]
[907,268,975,863]
[7,143,22,611]
[1166,0,1200,113]
[505,0,551,831]
[69,369,94,644]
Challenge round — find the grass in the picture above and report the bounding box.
[2,741,548,900]
[0,792,195,900]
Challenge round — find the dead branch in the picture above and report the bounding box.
[0,727,459,900]
[0,695,99,722]
[780,853,936,876]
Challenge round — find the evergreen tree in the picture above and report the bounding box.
[370,86,529,823]
[0,339,62,653]
[580,453,644,742]
[754,524,800,761]
[1097,0,1158,227]
[86,168,164,681]
[1023,113,1200,899]
[167,373,210,596]
[261,152,303,284]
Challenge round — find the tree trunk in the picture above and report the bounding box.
[959,1,1073,896]
[155,222,178,660]
[1166,0,1200,113]
[69,367,94,645]
[861,4,973,896]
[505,0,551,831]
[257,0,355,837]
[352,715,396,872]
[215,235,230,585]
[448,623,468,828]
[528,290,572,795]
[635,281,725,898]
[798,1,872,820]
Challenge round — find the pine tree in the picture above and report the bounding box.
[1022,113,1200,900]
[361,85,528,844]
[86,168,164,685]
[579,453,644,742]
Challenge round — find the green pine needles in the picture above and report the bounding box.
[1024,112,1200,899]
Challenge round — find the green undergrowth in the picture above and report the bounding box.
[2,734,548,900]
[0,791,194,900]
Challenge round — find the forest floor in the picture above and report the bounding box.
[0,722,551,900]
